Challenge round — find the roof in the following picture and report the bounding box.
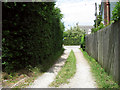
[79,25,94,34]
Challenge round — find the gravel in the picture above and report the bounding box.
[28,46,97,88]
[59,46,97,88]
[27,46,70,88]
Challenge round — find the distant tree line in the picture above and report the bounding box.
[63,24,85,45]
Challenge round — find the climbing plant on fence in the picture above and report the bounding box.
[2,2,64,73]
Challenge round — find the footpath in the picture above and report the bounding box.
[59,46,97,88]
[28,46,97,88]
[27,47,70,88]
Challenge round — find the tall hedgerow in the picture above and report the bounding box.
[80,34,85,51]
[2,2,64,73]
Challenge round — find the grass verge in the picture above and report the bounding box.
[49,50,76,87]
[2,49,64,88]
[80,48,120,88]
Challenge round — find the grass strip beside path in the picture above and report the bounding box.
[80,48,120,88]
[49,50,76,87]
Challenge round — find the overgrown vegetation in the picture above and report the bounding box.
[80,48,120,88]
[93,4,102,28]
[92,4,104,33]
[2,2,64,73]
[92,1,120,33]
[63,24,85,45]
[112,1,120,22]
[2,50,63,88]
[91,23,105,33]
[80,34,85,51]
[49,50,76,87]
[2,2,65,88]
[2,48,64,88]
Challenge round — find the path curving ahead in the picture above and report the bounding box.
[28,46,97,88]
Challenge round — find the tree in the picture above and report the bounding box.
[112,1,120,22]
[94,4,102,28]
[63,24,85,45]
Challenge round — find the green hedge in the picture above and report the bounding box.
[80,34,85,51]
[64,37,81,45]
[2,2,64,73]
[63,25,85,45]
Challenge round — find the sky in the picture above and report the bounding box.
[55,0,101,30]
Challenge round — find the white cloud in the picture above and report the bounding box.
[56,0,101,30]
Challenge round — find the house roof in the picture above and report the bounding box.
[79,25,94,34]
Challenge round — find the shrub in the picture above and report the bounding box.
[112,1,120,22]
[2,2,64,73]
[80,34,85,51]
[63,25,85,45]
[91,23,105,33]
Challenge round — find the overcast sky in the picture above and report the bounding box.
[55,0,101,30]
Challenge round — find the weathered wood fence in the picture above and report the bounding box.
[85,20,120,84]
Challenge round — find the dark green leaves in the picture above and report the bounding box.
[63,25,85,45]
[112,1,120,22]
[23,4,26,7]
[2,2,64,73]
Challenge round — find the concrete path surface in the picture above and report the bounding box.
[27,46,70,88]
[28,46,97,88]
[59,46,97,88]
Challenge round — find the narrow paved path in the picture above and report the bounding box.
[27,46,70,88]
[59,46,97,88]
[28,46,97,88]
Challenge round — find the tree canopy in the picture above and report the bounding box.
[63,24,85,45]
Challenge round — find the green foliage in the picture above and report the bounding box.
[63,25,85,45]
[2,2,64,73]
[92,20,114,33]
[112,1,120,22]
[50,50,76,87]
[94,15,102,28]
[92,23,105,33]
[92,4,103,33]
[94,4,102,28]
[80,48,120,88]
[80,34,85,51]
[80,34,85,45]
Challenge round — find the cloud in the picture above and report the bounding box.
[56,0,101,30]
